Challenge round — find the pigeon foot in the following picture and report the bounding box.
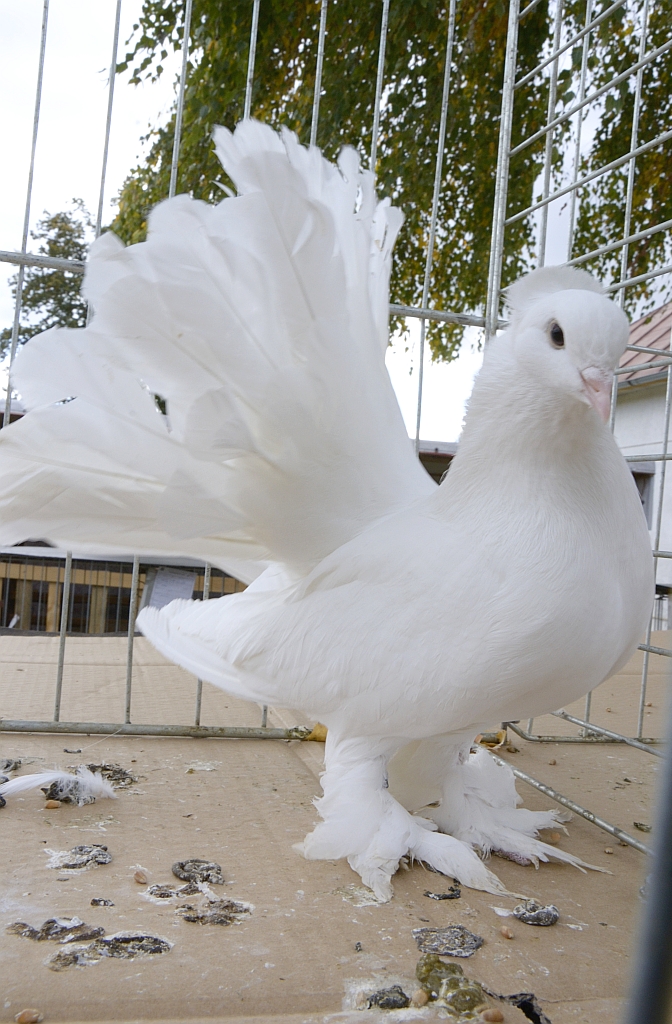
[411,827,523,898]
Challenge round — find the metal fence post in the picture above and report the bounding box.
[168,0,194,199]
[125,555,140,724]
[243,0,261,120]
[484,0,521,343]
[536,0,564,268]
[309,0,329,146]
[3,0,49,432]
[624,701,672,1023]
[53,551,72,722]
[194,563,211,726]
[414,0,457,454]
[369,0,390,172]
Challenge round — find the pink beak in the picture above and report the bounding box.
[580,367,613,423]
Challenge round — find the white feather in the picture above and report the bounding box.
[0,768,116,805]
[0,121,426,577]
[0,122,653,900]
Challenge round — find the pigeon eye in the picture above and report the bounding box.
[550,323,565,348]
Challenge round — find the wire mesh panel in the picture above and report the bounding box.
[0,4,669,840]
[484,0,672,758]
[474,0,672,861]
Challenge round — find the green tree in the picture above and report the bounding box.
[1,199,91,358]
[113,0,552,359]
[569,0,672,313]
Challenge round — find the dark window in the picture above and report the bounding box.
[105,589,131,633]
[31,580,50,631]
[632,471,653,528]
[1,578,17,627]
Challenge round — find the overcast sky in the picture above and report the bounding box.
[0,0,592,443]
[0,0,490,442]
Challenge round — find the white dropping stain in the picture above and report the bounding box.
[185,761,221,773]
[334,884,383,907]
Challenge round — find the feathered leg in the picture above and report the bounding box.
[297,733,513,901]
[391,736,603,874]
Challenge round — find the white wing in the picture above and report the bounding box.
[0,121,433,577]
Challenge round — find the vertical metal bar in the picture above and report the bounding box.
[369,0,390,171]
[609,370,619,431]
[194,682,203,726]
[194,563,211,727]
[616,0,650,309]
[537,0,564,268]
[484,0,521,343]
[95,0,122,238]
[168,0,194,199]
[309,0,329,147]
[39,559,46,631]
[261,704,269,728]
[53,552,72,722]
[624,696,672,1023]
[243,0,261,119]
[584,688,593,723]
[3,0,49,432]
[85,561,92,634]
[638,357,672,737]
[414,0,457,454]
[125,555,140,724]
[566,0,592,261]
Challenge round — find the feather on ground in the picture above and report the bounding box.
[0,768,116,806]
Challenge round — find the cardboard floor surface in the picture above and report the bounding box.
[0,634,668,1023]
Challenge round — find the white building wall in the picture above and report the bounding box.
[614,378,672,590]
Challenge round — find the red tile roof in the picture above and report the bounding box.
[618,302,672,383]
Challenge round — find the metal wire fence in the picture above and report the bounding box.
[0,1,670,857]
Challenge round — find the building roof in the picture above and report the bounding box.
[618,302,672,385]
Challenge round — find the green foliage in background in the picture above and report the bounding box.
[570,0,672,313]
[1,200,91,357]
[4,3,669,358]
[113,0,552,359]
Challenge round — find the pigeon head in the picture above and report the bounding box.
[505,266,629,423]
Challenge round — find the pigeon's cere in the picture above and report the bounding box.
[0,121,653,901]
[579,366,613,422]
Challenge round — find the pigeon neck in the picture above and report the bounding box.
[438,343,613,500]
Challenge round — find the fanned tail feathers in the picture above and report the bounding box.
[0,120,430,575]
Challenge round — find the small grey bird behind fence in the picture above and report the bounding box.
[0,0,670,914]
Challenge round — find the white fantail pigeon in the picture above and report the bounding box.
[0,121,653,900]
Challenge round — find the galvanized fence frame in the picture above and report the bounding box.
[481,0,672,861]
[0,1,670,854]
